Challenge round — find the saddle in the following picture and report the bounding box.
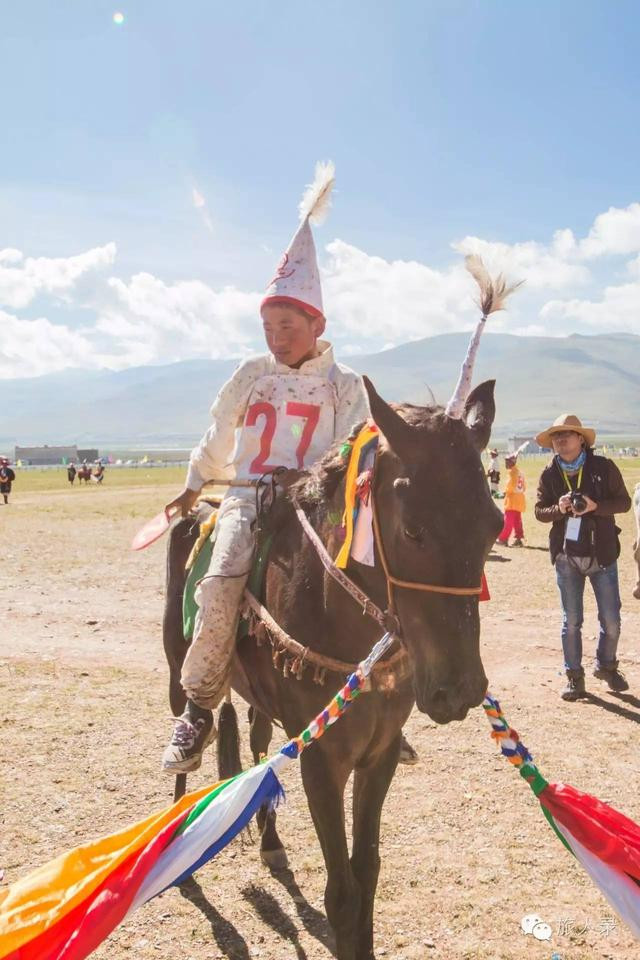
[182,486,410,693]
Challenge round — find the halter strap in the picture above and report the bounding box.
[292,455,483,640]
[370,489,483,609]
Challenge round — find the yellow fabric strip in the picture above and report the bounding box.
[186,508,218,571]
[0,780,220,955]
[335,426,378,569]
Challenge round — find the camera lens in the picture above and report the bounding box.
[571,492,586,511]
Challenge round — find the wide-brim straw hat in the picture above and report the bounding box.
[535,414,596,449]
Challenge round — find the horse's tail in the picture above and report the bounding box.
[217,691,242,780]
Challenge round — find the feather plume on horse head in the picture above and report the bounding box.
[465,254,524,319]
[298,161,335,226]
[445,255,523,420]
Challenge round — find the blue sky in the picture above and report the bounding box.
[2,1,640,376]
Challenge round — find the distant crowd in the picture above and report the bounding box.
[66,461,105,485]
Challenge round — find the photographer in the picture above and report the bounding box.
[535,414,631,701]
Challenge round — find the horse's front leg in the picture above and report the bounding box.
[249,708,288,870]
[301,742,360,960]
[351,733,402,960]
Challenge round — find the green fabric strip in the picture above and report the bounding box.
[183,537,215,640]
[540,804,575,856]
[176,774,242,835]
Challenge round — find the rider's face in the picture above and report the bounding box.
[261,303,325,369]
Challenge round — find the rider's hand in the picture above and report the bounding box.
[165,487,200,519]
[558,494,572,515]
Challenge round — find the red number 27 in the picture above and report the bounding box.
[245,401,321,473]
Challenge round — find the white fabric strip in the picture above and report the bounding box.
[129,753,290,914]
[555,821,640,939]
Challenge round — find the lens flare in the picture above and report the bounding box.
[113,11,125,25]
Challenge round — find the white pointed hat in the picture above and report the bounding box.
[261,161,335,319]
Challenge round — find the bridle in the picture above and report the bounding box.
[292,445,484,639]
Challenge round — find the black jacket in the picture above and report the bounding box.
[534,452,631,567]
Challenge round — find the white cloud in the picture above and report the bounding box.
[2,201,640,379]
[322,239,473,343]
[578,203,640,259]
[452,235,590,290]
[0,243,116,310]
[541,281,640,334]
[0,310,97,378]
[96,272,261,366]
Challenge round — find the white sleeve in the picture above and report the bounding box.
[333,371,370,444]
[185,359,262,490]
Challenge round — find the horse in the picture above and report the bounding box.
[162,374,503,960]
[77,465,92,484]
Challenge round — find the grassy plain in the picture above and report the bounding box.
[1,456,640,960]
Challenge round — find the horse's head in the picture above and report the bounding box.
[364,376,502,724]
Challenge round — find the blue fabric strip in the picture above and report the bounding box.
[155,768,285,894]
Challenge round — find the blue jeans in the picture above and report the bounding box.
[555,554,622,672]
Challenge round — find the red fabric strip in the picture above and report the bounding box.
[541,783,640,882]
[479,572,490,602]
[3,810,188,960]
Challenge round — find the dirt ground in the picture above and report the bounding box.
[2,462,640,960]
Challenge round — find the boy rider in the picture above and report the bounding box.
[162,163,369,773]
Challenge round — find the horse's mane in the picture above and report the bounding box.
[291,402,446,510]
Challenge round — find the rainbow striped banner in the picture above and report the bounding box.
[0,640,385,959]
[3,651,640,957]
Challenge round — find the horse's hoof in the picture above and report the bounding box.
[260,846,289,872]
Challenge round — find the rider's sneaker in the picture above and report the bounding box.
[162,704,216,773]
[593,664,629,692]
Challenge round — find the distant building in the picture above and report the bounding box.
[14,445,99,465]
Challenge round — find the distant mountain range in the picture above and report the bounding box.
[3,332,639,448]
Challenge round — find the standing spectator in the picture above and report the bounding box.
[496,452,526,546]
[0,457,16,505]
[67,462,77,485]
[534,414,632,701]
[487,448,501,498]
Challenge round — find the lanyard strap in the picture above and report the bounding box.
[562,465,583,493]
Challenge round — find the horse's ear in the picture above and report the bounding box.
[463,379,496,451]
[362,375,414,457]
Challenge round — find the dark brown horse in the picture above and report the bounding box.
[77,464,92,484]
[163,376,502,960]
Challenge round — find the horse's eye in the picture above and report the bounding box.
[404,526,423,543]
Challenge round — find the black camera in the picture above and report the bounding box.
[569,491,587,513]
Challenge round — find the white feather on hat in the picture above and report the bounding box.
[262,162,335,318]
